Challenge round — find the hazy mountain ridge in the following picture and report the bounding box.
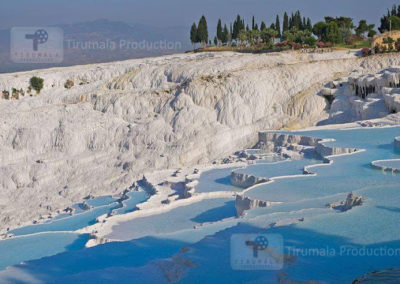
[0,19,190,73]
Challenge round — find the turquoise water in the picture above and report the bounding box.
[1,127,400,283]
[113,190,149,215]
[233,158,321,178]
[87,196,116,207]
[2,190,150,271]
[108,197,236,241]
[195,155,286,194]
[0,233,89,271]
[10,203,119,236]
[195,167,243,193]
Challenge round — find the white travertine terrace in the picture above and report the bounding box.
[1,51,400,233]
[321,66,400,124]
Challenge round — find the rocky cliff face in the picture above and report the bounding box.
[1,51,400,232]
[320,65,400,124]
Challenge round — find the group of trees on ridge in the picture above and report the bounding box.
[190,4,400,50]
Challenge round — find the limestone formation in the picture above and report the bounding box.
[230,172,269,188]
[0,51,399,232]
[327,193,365,212]
[235,195,271,216]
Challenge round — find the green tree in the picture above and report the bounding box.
[232,15,245,40]
[368,28,377,38]
[260,28,277,43]
[391,4,397,16]
[252,16,256,30]
[275,15,281,37]
[217,19,223,43]
[304,35,317,47]
[213,36,218,46]
[221,24,229,44]
[306,18,312,31]
[260,21,267,31]
[356,20,369,37]
[30,76,44,93]
[238,30,247,47]
[388,15,400,30]
[324,22,340,43]
[197,15,209,46]
[313,22,327,40]
[292,11,302,30]
[379,10,391,32]
[190,23,198,48]
[283,12,289,33]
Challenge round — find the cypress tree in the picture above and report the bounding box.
[289,13,294,29]
[217,19,223,42]
[214,36,218,46]
[260,21,267,31]
[293,11,301,30]
[197,15,209,46]
[391,5,397,16]
[275,15,281,37]
[283,12,289,33]
[306,18,312,31]
[222,24,229,44]
[252,16,255,30]
[232,15,242,39]
[190,23,198,47]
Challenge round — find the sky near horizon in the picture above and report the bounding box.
[0,0,398,30]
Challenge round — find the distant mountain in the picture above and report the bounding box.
[0,19,191,73]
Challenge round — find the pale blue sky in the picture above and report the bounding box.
[0,0,397,29]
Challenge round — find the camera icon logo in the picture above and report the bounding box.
[246,235,269,257]
[231,233,283,270]
[25,29,49,51]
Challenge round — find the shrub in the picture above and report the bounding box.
[361,48,370,57]
[29,76,44,93]
[345,37,354,45]
[288,42,301,50]
[317,41,325,48]
[396,40,400,52]
[64,79,74,89]
[325,42,333,48]
[304,36,317,47]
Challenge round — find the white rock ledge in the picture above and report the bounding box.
[235,132,362,215]
[371,159,400,173]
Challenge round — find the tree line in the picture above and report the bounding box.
[379,4,400,33]
[189,4,400,49]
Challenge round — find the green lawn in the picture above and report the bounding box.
[334,40,371,49]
